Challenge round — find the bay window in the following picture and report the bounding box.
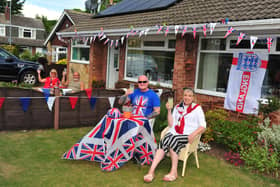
[196,37,280,97]
[71,39,90,63]
[126,37,175,86]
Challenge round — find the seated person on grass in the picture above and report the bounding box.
[61,71,85,93]
[143,88,206,183]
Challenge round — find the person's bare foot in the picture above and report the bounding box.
[144,173,154,183]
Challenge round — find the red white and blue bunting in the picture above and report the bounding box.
[57,18,275,53]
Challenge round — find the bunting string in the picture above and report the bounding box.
[58,18,275,52]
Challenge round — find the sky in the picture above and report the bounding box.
[22,0,87,20]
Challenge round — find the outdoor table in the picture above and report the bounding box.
[62,110,157,171]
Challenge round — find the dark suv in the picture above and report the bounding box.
[0,48,44,85]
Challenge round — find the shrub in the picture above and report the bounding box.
[154,100,168,133]
[92,80,105,88]
[202,109,228,143]
[0,44,19,56]
[19,50,43,62]
[258,96,280,118]
[258,118,280,152]
[240,143,280,176]
[211,118,261,151]
[56,58,67,65]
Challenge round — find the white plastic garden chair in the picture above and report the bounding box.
[160,126,201,176]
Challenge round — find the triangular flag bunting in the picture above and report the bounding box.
[69,97,78,109]
[267,37,273,53]
[42,88,50,102]
[174,25,180,35]
[224,26,235,38]
[157,26,163,34]
[20,97,31,112]
[139,30,144,38]
[115,40,119,48]
[203,25,207,37]
[144,28,149,36]
[47,97,56,111]
[121,36,125,45]
[108,97,116,108]
[250,36,258,50]
[165,26,169,37]
[193,27,196,39]
[85,88,92,99]
[104,38,109,45]
[181,26,187,37]
[0,97,5,109]
[236,32,246,45]
[209,23,216,35]
[89,97,97,110]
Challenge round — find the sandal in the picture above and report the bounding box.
[163,174,177,182]
[144,174,154,183]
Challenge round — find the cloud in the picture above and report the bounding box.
[22,4,61,20]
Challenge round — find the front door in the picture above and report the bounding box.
[106,47,119,88]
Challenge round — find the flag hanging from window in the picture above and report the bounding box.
[224,52,268,114]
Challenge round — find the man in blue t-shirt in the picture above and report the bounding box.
[119,75,160,118]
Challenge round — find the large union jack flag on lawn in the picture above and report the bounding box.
[62,108,156,171]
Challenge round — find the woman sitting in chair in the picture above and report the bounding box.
[144,88,206,182]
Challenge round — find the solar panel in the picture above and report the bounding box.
[95,0,181,17]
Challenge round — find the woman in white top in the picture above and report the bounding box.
[144,88,206,182]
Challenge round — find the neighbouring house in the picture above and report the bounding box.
[0,13,46,55]
[44,10,92,64]
[55,0,280,109]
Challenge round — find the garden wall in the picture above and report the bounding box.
[0,88,124,131]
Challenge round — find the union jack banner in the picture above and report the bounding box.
[62,108,156,171]
[203,25,207,37]
[236,32,246,46]
[224,26,235,38]
[267,37,273,53]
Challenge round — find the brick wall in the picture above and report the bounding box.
[118,44,126,81]
[172,34,199,102]
[92,40,107,82]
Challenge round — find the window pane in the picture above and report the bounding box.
[197,53,232,92]
[23,29,31,38]
[0,26,5,36]
[128,39,141,48]
[72,47,89,61]
[126,50,174,84]
[168,40,176,48]
[143,41,165,47]
[276,38,280,51]
[201,39,226,50]
[230,39,267,49]
[262,55,280,97]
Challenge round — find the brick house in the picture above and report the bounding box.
[56,0,280,107]
[0,13,46,55]
[44,10,92,64]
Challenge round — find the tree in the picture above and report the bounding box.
[35,15,57,35]
[85,0,122,13]
[0,0,25,15]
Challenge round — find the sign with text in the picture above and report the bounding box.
[224,52,268,114]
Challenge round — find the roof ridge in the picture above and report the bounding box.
[65,9,92,16]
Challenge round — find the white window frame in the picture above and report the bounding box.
[71,41,90,64]
[52,46,67,63]
[18,26,36,39]
[125,35,175,88]
[195,34,280,98]
[0,24,5,36]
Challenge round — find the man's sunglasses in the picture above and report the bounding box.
[138,81,148,84]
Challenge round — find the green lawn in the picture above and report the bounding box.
[0,127,279,187]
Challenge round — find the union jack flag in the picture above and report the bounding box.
[132,96,148,116]
[267,37,273,53]
[236,32,246,46]
[62,108,156,171]
[224,27,235,38]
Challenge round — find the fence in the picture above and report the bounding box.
[0,87,124,131]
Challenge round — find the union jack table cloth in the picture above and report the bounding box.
[62,108,157,171]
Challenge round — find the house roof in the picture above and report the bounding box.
[59,0,280,34]
[43,9,92,45]
[0,36,45,47]
[0,14,44,29]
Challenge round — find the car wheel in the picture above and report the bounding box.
[20,71,37,85]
